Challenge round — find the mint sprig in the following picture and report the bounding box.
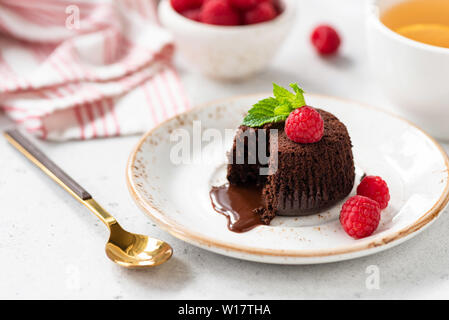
[242,83,306,127]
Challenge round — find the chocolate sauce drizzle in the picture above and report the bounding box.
[209,184,264,233]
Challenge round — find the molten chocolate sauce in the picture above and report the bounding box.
[209,184,264,233]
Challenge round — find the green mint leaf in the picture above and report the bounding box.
[242,113,289,127]
[289,83,306,107]
[247,97,278,115]
[273,82,306,108]
[242,82,307,127]
[273,104,293,116]
[289,83,304,95]
[272,83,295,103]
[242,98,291,127]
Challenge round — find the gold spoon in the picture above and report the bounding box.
[4,129,172,269]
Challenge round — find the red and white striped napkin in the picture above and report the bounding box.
[0,0,190,140]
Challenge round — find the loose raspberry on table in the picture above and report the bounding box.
[284,106,324,143]
[340,195,381,239]
[243,1,277,25]
[357,175,390,209]
[200,0,241,26]
[311,25,341,55]
[171,0,203,13]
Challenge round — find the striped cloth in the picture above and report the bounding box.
[0,0,190,140]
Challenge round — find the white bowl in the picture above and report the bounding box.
[158,0,297,80]
[366,0,449,141]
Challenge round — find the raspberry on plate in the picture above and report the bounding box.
[311,25,341,55]
[243,2,277,25]
[200,0,241,26]
[171,0,203,13]
[340,195,381,239]
[357,175,390,209]
[284,106,324,143]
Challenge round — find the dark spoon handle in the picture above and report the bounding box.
[4,129,92,201]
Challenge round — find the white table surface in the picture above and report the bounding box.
[1,0,448,300]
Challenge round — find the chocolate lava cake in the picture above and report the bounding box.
[227,109,355,224]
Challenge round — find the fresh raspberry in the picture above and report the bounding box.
[284,106,324,143]
[181,8,201,21]
[311,25,341,55]
[357,176,390,209]
[230,0,270,10]
[243,2,277,25]
[171,0,203,13]
[340,195,381,239]
[200,0,241,26]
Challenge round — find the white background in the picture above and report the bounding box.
[1,0,448,299]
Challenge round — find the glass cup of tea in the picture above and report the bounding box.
[366,0,449,141]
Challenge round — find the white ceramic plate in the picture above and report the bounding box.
[127,94,449,264]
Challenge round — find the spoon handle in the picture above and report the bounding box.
[5,129,118,228]
[4,129,92,200]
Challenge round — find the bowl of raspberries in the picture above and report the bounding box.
[158,0,296,79]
